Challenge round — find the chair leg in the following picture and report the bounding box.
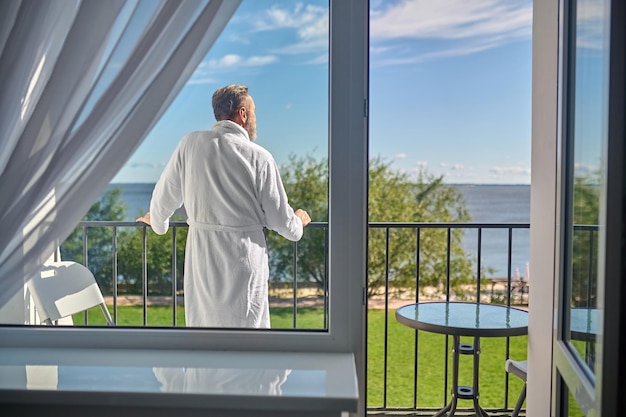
[512,383,527,417]
[100,303,114,326]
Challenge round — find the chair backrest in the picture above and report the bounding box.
[27,261,113,325]
[505,359,528,381]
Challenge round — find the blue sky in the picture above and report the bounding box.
[112,0,534,185]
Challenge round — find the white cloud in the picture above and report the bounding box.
[284,103,293,110]
[370,45,399,55]
[226,33,251,45]
[404,161,428,173]
[371,0,531,40]
[375,39,506,66]
[206,54,278,69]
[370,0,532,65]
[128,162,165,169]
[439,162,466,171]
[252,3,328,58]
[188,54,278,84]
[395,153,407,159]
[305,53,329,65]
[187,77,217,86]
[489,165,531,176]
[255,3,327,34]
[247,55,279,66]
[421,162,532,183]
[574,163,600,176]
[576,2,607,50]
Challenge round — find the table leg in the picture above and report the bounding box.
[433,335,491,417]
[472,336,490,417]
[432,335,460,417]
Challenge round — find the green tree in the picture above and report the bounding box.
[266,154,328,289]
[571,173,600,308]
[60,187,128,294]
[61,188,187,296]
[116,222,187,296]
[268,155,475,299]
[367,159,473,298]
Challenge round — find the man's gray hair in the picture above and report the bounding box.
[212,84,249,121]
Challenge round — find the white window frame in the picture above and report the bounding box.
[526,0,559,415]
[0,0,367,359]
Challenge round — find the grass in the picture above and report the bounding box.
[73,306,326,328]
[73,305,527,411]
[367,309,527,411]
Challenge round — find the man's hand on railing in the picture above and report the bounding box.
[295,209,311,227]
[136,212,151,226]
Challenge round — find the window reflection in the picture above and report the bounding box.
[565,0,608,373]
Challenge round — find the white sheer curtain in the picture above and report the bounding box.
[0,0,240,310]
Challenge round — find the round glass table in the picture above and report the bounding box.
[396,302,529,417]
[570,307,598,342]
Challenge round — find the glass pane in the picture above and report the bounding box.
[62,0,330,330]
[368,0,532,305]
[568,388,587,417]
[564,0,608,373]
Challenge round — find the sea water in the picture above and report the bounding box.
[102,183,531,278]
[455,185,530,279]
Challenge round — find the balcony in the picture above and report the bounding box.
[53,220,545,416]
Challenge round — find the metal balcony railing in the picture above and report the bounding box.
[62,220,597,416]
[68,221,330,327]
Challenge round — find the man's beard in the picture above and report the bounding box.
[245,120,257,141]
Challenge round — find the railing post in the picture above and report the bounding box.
[413,227,421,410]
[292,240,298,329]
[172,226,177,327]
[383,227,390,409]
[445,228,451,301]
[112,226,117,325]
[142,226,147,326]
[82,225,88,325]
[324,227,329,329]
[476,227,482,302]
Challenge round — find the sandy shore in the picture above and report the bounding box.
[104,294,523,310]
[103,283,529,310]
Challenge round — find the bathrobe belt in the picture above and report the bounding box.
[187,219,264,232]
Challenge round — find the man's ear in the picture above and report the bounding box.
[238,106,247,124]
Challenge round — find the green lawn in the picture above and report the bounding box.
[367,309,527,411]
[73,305,527,411]
[72,305,326,328]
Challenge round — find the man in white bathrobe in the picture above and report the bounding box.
[137,84,311,328]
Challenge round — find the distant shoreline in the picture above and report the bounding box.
[104,182,530,278]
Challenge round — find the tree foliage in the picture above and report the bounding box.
[367,158,473,298]
[269,155,475,298]
[571,174,600,308]
[266,154,328,288]
[60,187,187,296]
[116,224,187,295]
[60,187,128,295]
[62,158,478,300]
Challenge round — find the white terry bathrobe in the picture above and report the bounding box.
[149,120,303,328]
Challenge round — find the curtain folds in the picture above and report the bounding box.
[0,0,240,308]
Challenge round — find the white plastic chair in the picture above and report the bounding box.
[27,261,114,326]
[505,359,528,417]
